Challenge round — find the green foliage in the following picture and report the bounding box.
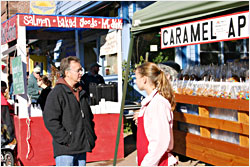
[122,60,134,83]
[134,55,145,69]
[152,52,169,64]
[123,118,133,134]
[139,55,145,65]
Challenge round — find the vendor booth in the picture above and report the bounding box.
[1,13,124,165]
[129,1,249,166]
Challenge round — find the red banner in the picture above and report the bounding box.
[19,14,123,30]
[1,15,17,45]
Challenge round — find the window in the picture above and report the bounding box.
[132,31,175,65]
[224,39,249,62]
[200,39,249,65]
[200,42,220,65]
[104,54,117,76]
[100,31,119,76]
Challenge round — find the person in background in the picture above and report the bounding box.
[157,63,179,81]
[37,75,52,111]
[245,70,249,82]
[27,65,43,103]
[80,62,105,95]
[27,72,30,81]
[8,74,14,100]
[43,56,97,166]
[1,81,16,145]
[134,62,177,166]
[9,83,13,100]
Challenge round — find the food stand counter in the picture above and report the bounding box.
[173,94,249,166]
[13,113,124,165]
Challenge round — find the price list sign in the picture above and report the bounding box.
[11,56,25,95]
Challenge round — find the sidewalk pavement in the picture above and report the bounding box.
[87,133,206,166]
[87,133,137,166]
[87,150,137,166]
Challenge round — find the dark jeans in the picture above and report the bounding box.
[1,106,15,143]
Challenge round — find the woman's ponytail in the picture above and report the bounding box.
[156,70,176,111]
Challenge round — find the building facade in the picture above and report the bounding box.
[54,1,154,79]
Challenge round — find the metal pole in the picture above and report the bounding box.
[75,30,80,59]
[113,34,134,166]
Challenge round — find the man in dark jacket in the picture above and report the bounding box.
[43,56,97,166]
[80,62,105,95]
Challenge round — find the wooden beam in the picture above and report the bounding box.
[238,110,249,124]
[185,142,248,166]
[175,94,249,111]
[239,135,249,147]
[174,130,249,158]
[173,130,249,166]
[174,112,249,135]
[199,106,210,138]
[27,31,75,40]
[238,111,249,147]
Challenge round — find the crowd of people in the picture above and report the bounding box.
[1,57,177,166]
[1,81,16,147]
[1,65,53,148]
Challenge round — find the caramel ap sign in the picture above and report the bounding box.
[161,11,249,49]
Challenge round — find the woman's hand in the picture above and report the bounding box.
[133,110,139,125]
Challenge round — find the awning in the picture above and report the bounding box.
[1,13,123,44]
[131,1,249,34]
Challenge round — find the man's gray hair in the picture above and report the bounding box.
[60,56,80,78]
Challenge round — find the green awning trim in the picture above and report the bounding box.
[131,1,249,34]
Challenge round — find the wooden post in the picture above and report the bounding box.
[199,106,210,137]
[238,110,249,147]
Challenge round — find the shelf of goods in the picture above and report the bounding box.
[173,94,249,166]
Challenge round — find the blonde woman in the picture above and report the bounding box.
[135,62,177,166]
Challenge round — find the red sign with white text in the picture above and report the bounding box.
[1,15,17,45]
[19,14,123,30]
